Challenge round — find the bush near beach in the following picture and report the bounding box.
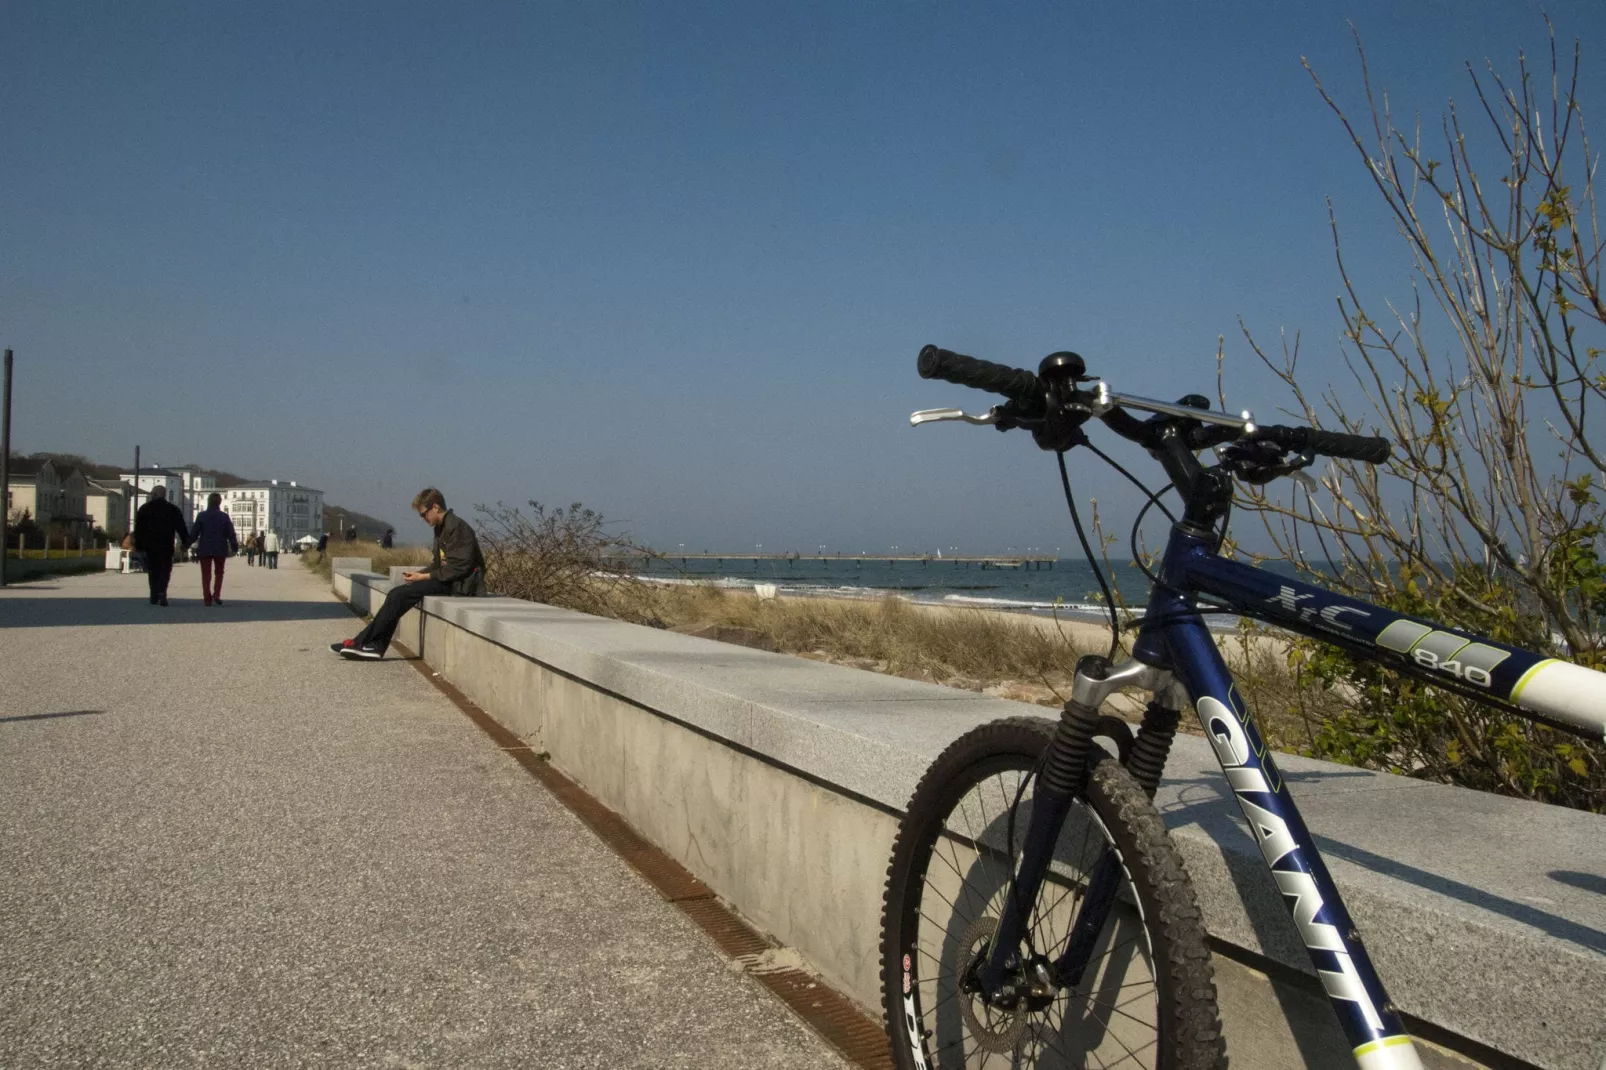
[1220,28,1606,812]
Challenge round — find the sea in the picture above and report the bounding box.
[630,554,1266,628]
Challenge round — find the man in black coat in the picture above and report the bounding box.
[132,485,192,605]
[331,487,485,660]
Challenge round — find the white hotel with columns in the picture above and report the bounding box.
[217,480,325,542]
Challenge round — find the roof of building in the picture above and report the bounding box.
[84,479,128,496]
[227,481,323,493]
[119,467,185,478]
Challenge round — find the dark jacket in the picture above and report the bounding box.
[133,498,190,557]
[429,509,486,595]
[189,507,239,558]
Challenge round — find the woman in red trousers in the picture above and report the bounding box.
[188,492,240,606]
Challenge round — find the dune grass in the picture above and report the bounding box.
[299,544,430,581]
[648,584,1094,689]
[637,584,1341,740]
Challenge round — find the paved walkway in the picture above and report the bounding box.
[0,558,850,1069]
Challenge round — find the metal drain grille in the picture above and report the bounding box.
[752,968,896,1070]
[396,643,894,1069]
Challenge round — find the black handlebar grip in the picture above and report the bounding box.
[917,345,1043,403]
[1262,425,1392,464]
[1301,428,1393,464]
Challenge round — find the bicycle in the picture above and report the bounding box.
[879,345,1606,1070]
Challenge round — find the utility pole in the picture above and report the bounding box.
[132,445,141,540]
[0,349,12,587]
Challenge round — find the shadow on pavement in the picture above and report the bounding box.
[0,710,107,724]
[0,598,355,629]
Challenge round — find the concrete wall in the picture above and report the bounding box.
[330,563,1606,1070]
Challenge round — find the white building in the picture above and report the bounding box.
[169,465,218,523]
[119,467,187,520]
[220,480,324,544]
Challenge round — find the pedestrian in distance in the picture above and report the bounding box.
[381,528,394,550]
[316,530,329,564]
[132,486,191,606]
[264,529,280,569]
[189,492,240,606]
[246,533,258,567]
[332,487,485,660]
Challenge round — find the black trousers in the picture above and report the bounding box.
[145,551,175,601]
[354,578,453,653]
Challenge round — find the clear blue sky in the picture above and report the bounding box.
[3,1,1598,551]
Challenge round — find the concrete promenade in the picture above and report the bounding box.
[0,560,849,1069]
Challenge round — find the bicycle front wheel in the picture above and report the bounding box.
[880,716,1223,1069]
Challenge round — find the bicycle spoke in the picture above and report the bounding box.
[943,835,995,920]
[970,777,1014,906]
[1079,997,1149,1069]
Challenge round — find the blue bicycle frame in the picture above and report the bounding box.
[981,522,1606,1070]
[1139,525,1604,1066]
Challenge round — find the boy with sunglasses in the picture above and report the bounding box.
[331,487,484,660]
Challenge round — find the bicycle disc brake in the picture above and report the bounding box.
[957,915,1029,1053]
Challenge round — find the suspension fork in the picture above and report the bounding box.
[977,657,1178,998]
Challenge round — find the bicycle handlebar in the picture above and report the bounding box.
[915,344,1393,465]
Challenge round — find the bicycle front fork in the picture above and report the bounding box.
[976,656,1183,1001]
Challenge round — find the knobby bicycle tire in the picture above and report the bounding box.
[880,716,1224,1069]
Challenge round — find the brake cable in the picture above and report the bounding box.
[1057,450,1121,663]
[1081,440,1176,585]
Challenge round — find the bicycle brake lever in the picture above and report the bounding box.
[1221,442,1318,486]
[910,407,1001,427]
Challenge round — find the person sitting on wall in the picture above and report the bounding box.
[330,487,485,661]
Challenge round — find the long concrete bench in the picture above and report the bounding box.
[332,562,1606,1070]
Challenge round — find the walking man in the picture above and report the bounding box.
[264,529,281,569]
[189,492,240,606]
[331,488,484,660]
[132,486,191,606]
[246,533,258,566]
[316,530,329,564]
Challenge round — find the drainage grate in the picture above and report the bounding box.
[754,968,897,1070]
[678,896,773,958]
[396,644,895,1070]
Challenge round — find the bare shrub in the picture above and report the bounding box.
[474,501,659,621]
[1237,23,1605,809]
